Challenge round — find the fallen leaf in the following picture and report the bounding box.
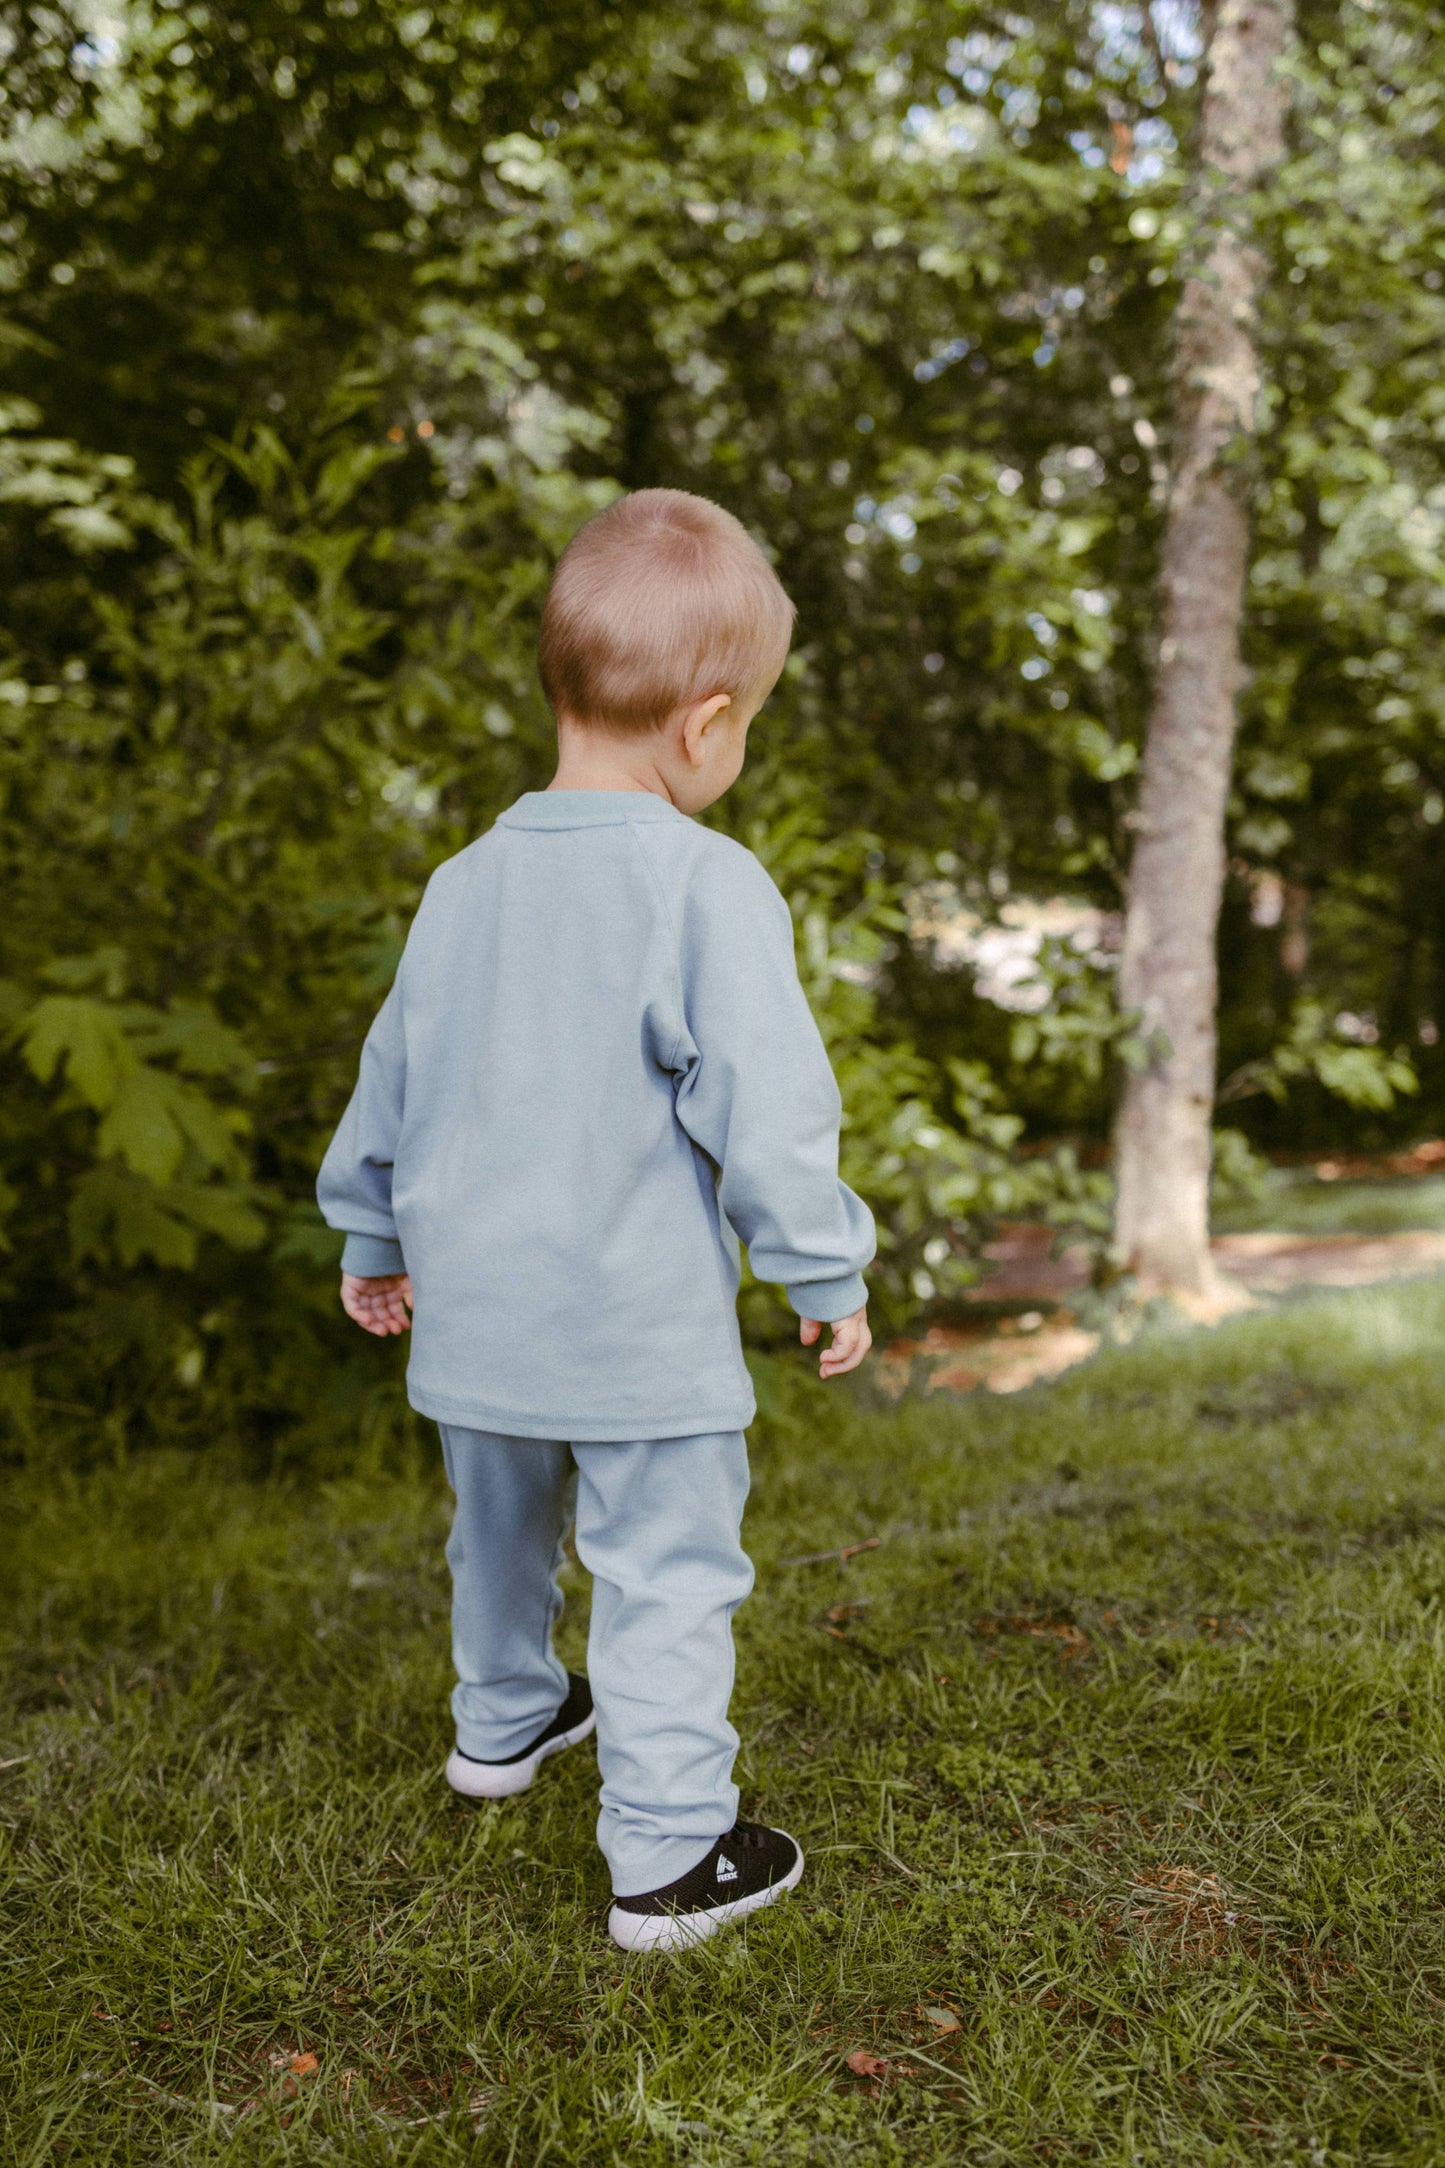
[923,2006,960,2033]
[845,2049,888,2078]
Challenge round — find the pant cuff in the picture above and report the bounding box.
[606,1829,724,1899]
[453,1693,563,1763]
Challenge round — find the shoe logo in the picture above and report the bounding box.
[716,1854,739,1883]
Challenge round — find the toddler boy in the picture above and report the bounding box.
[317,488,875,1951]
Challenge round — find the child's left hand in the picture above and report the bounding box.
[800,1304,871,1379]
[340,1271,413,1336]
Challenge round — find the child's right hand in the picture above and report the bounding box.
[340,1271,413,1337]
[800,1305,871,1379]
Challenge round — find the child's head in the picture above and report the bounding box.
[539,488,793,808]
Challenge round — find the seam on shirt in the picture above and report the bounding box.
[627,822,688,1073]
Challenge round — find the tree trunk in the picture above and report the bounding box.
[1113,0,1292,1301]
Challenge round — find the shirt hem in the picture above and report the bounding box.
[408,1386,758,1442]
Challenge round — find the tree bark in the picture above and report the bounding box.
[1113,0,1292,1300]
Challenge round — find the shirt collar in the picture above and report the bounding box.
[496,791,691,830]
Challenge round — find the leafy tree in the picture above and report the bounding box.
[1,0,1441,1454]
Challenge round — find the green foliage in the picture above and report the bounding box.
[12,958,263,1267]
[0,396,135,550]
[1006,939,1154,1082]
[730,777,1111,1318]
[1208,1125,1274,1210]
[1,0,1443,1447]
[1219,996,1419,1115]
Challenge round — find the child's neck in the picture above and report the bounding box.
[548,719,676,801]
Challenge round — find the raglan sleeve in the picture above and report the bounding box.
[671,842,876,1321]
[316,975,409,1278]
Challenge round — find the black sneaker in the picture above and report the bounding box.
[444,1673,595,1801]
[608,1821,804,1952]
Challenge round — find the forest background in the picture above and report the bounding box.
[2,0,1442,1468]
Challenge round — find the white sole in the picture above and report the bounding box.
[444,1708,596,1801]
[607,1834,805,1953]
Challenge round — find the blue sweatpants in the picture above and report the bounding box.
[438,1425,754,1896]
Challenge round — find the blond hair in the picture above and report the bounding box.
[538,488,795,734]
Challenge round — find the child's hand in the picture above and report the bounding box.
[340,1271,413,1337]
[800,1305,871,1379]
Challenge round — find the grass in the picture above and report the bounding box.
[1213,1168,1445,1237]
[8,1280,1445,2164]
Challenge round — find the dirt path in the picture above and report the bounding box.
[878,1223,1445,1400]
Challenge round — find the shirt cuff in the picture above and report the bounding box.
[785,1271,869,1323]
[341,1232,407,1278]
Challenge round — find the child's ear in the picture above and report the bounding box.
[680,692,733,767]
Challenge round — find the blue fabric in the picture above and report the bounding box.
[318,791,875,1440]
[440,1423,754,1895]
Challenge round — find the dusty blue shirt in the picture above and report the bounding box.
[316,791,875,1440]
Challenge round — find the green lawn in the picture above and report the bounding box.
[8,1281,1445,2165]
[1214,1169,1445,1237]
